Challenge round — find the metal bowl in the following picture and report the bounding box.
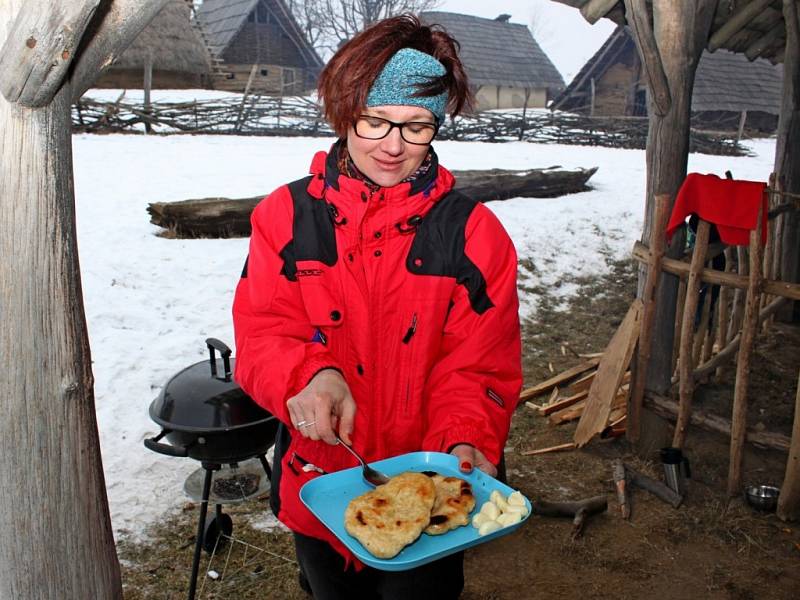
[745,484,780,512]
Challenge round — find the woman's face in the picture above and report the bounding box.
[346,105,435,188]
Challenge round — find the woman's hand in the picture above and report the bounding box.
[286,369,356,445]
[450,444,497,478]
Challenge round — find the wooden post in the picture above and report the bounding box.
[727,205,765,497]
[673,219,711,448]
[672,277,687,376]
[727,247,748,342]
[774,0,800,322]
[633,0,718,403]
[777,369,800,521]
[736,110,747,142]
[628,193,670,444]
[0,1,169,597]
[589,77,596,116]
[143,50,153,134]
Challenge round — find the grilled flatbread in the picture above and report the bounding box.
[424,474,476,535]
[344,472,436,559]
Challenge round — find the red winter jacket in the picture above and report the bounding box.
[232,142,522,565]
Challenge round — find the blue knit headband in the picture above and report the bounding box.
[365,48,448,123]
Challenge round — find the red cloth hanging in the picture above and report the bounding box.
[665,173,768,246]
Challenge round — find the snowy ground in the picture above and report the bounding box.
[71,127,776,542]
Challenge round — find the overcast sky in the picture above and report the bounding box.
[436,0,616,83]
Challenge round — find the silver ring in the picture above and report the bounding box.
[300,420,316,428]
[296,420,307,428]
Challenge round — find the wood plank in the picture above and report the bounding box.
[539,390,589,416]
[520,442,577,456]
[566,369,597,395]
[574,300,642,447]
[519,357,601,401]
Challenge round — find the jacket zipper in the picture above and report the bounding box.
[402,313,417,344]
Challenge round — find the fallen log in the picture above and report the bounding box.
[531,496,608,539]
[147,166,599,238]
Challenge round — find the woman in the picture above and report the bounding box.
[233,14,522,599]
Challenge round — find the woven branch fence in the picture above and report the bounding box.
[72,95,749,156]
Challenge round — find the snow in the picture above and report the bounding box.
[71,125,776,542]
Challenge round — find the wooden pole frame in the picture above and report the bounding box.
[673,219,711,448]
[728,205,765,497]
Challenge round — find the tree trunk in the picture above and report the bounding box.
[775,0,800,322]
[636,1,717,399]
[0,1,169,596]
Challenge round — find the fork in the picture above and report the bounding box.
[335,435,391,486]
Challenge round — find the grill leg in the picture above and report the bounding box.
[188,464,218,600]
[258,453,272,481]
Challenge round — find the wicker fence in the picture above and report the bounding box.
[72,94,749,156]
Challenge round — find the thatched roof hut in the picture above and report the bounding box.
[420,11,565,111]
[93,0,210,89]
[552,25,783,132]
[195,0,323,94]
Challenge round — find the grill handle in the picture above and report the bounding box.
[144,429,189,457]
[206,337,232,382]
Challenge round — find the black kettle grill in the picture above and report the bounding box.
[145,338,279,600]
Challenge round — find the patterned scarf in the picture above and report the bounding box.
[338,143,433,191]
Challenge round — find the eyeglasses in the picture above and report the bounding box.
[353,115,439,145]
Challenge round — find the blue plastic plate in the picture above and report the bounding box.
[299,451,531,571]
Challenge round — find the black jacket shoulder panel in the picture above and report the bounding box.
[406,191,494,314]
[279,176,337,281]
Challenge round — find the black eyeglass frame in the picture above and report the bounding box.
[353,114,440,145]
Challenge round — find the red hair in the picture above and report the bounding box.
[317,14,474,137]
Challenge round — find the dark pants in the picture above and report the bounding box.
[294,532,464,600]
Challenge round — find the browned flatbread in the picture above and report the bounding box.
[344,472,436,559]
[424,474,476,535]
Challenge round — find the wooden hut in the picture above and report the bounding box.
[93,0,210,89]
[552,0,800,520]
[194,0,323,94]
[420,11,565,111]
[552,25,784,133]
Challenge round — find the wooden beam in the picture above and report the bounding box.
[745,21,786,61]
[623,0,672,116]
[631,241,800,300]
[580,0,620,25]
[728,205,765,497]
[645,394,791,453]
[0,0,102,107]
[709,0,776,52]
[69,0,172,102]
[673,220,711,448]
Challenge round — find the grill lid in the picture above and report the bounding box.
[149,338,273,433]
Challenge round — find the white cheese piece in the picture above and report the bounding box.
[478,519,502,536]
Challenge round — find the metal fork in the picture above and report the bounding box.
[335,435,390,486]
